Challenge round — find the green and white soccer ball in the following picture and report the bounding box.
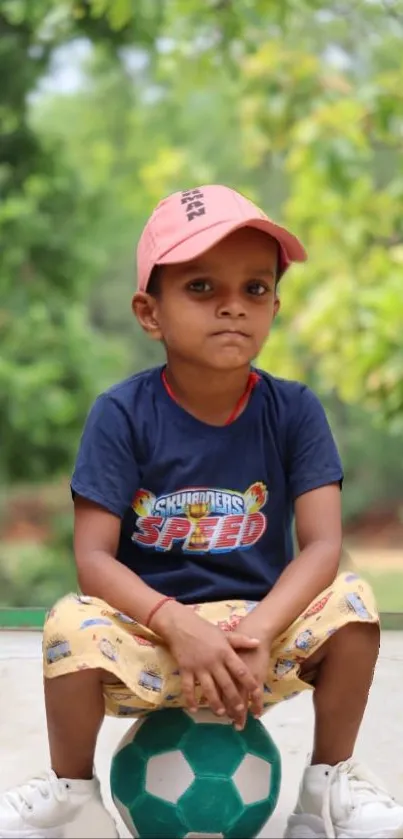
[110,708,281,838]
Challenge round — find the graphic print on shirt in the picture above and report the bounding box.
[131,483,268,554]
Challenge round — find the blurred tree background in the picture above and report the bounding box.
[1,0,402,607]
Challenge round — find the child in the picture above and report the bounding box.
[1,184,402,839]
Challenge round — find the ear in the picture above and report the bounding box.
[132,292,162,341]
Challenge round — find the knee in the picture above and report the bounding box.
[329,620,380,666]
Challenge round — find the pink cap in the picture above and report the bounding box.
[136,184,307,292]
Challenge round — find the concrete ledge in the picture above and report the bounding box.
[1,608,402,630]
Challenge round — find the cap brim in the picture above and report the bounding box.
[156,217,307,268]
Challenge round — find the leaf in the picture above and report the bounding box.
[106,0,134,29]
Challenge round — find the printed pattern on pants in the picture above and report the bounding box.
[43,572,379,718]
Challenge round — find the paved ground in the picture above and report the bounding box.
[1,630,402,838]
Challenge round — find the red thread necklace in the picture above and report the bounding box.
[162,369,260,425]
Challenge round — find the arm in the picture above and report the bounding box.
[74,496,178,631]
[71,392,178,631]
[75,496,260,723]
[238,385,343,643]
[235,483,342,643]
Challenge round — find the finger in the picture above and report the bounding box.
[213,665,247,724]
[233,689,249,731]
[249,684,264,719]
[198,672,226,717]
[227,633,260,650]
[181,670,197,713]
[225,649,259,694]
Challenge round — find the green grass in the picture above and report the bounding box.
[361,569,403,613]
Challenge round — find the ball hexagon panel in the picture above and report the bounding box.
[110,709,282,839]
[240,715,278,761]
[134,709,194,756]
[226,799,278,839]
[146,750,195,803]
[130,792,187,838]
[180,778,243,834]
[182,723,246,777]
[232,753,272,805]
[110,742,146,806]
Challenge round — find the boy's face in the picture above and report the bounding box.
[133,228,280,371]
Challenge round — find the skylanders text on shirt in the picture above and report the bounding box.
[131,483,268,554]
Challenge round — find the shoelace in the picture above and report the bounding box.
[321,760,395,838]
[5,771,69,814]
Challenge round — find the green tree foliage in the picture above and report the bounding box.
[1,0,403,606]
[147,0,403,424]
[0,3,120,482]
[42,0,403,425]
[0,0,169,483]
[1,0,403,489]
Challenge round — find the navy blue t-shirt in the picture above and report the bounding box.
[71,366,343,604]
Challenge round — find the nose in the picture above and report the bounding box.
[216,291,247,319]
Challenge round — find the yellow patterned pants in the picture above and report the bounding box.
[43,572,378,718]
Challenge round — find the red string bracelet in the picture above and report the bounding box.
[146,596,175,628]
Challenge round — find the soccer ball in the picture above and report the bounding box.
[110,708,281,838]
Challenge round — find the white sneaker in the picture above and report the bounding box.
[284,760,403,838]
[0,770,118,838]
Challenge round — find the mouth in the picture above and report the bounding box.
[211,330,251,338]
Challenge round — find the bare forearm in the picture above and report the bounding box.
[77,550,183,633]
[240,541,341,642]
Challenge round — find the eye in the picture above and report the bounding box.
[247,281,270,296]
[187,279,213,293]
